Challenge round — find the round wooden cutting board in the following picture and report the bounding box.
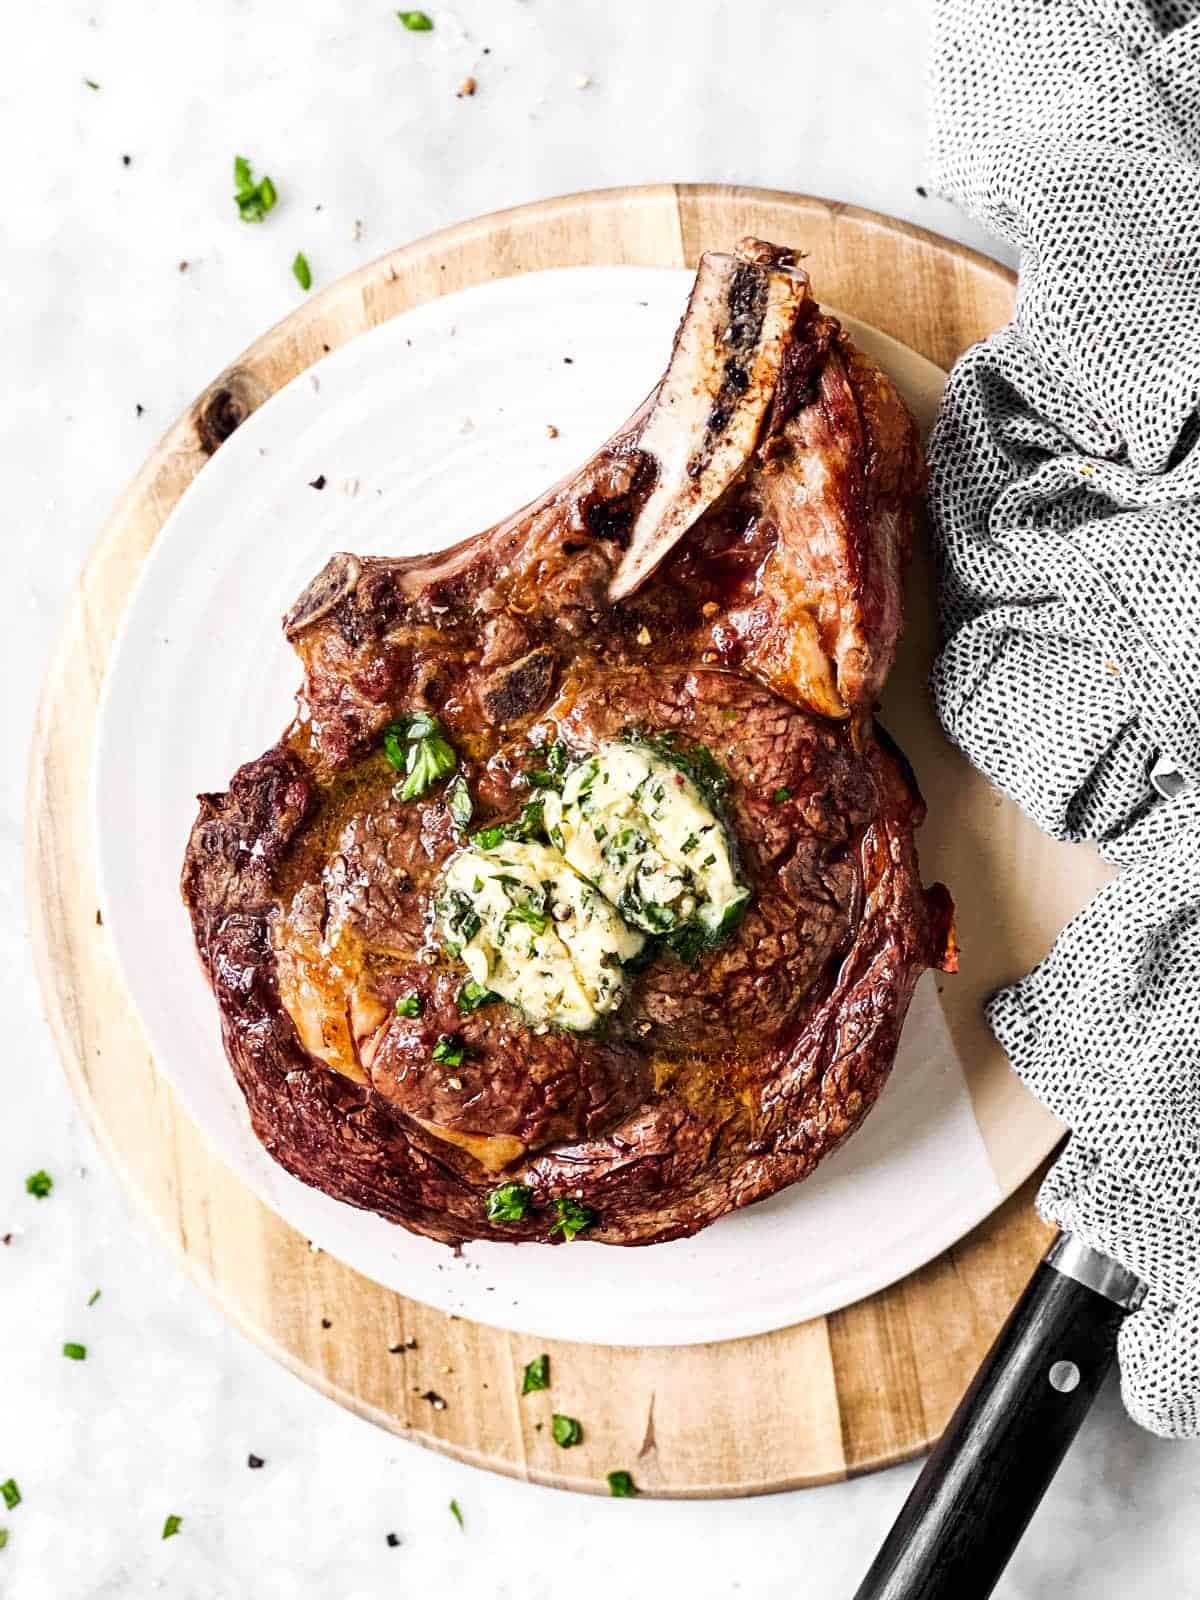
[29,185,1065,1496]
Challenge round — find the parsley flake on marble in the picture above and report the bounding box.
[233,156,277,223]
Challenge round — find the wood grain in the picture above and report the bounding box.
[28,184,1059,1496]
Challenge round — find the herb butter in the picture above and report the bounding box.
[543,740,749,947]
[436,840,645,1032]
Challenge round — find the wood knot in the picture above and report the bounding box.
[193,368,268,456]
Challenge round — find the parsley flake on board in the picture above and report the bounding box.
[0,1529,8,1549]
[25,1171,52,1199]
[449,1498,464,1530]
[395,992,423,1018]
[382,712,458,801]
[486,1183,531,1223]
[1,1481,20,1511]
[292,251,312,291]
[521,1353,550,1394]
[607,1470,638,1497]
[397,9,434,28]
[233,156,277,223]
[552,1414,583,1448]
[87,1290,101,1307]
[62,1343,87,1361]
[549,1197,594,1241]
[162,1514,182,1540]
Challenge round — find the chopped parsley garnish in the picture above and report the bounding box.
[471,799,545,851]
[486,1182,531,1223]
[439,889,481,946]
[627,730,731,813]
[87,1289,101,1307]
[1,1481,20,1511]
[521,1353,550,1393]
[506,902,549,936]
[397,9,434,27]
[625,892,676,934]
[395,992,423,1018]
[552,1414,583,1448]
[447,775,473,827]
[664,923,707,965]
[527,741,570,789]
[431,1033,465,1067]
[449,1498,464,1530]
[457,978,500,1015]
[62,1343,87,1361]
[25,1170,52,1199]
[772,787,791,804]
[549,1198,594,1241]
[0,1529,7,1549]
[382,711,458,801]
[665,889,750,965]
[292,251,312,291]
[607,1470,638,1497]
[84,78,100,90]
[233,156,277,223]
[162,1514,182,1540]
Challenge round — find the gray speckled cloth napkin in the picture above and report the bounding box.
[929,0,1200,1435]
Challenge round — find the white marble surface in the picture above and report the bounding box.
[4,2,1198,1596]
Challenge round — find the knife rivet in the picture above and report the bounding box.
[1048,1360,1081,1394]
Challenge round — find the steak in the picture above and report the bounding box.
[182,238,956,1247]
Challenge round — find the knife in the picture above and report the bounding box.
[854,1233,1146,1600]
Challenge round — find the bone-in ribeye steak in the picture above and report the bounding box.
[182,238,956,1247]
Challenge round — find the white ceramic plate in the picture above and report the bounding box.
[94,266,1006,1346]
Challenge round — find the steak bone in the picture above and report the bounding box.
[607,238,811,602]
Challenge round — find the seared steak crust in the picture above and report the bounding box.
[182,241,955,1246]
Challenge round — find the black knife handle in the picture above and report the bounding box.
[854,1236,1144,1600]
